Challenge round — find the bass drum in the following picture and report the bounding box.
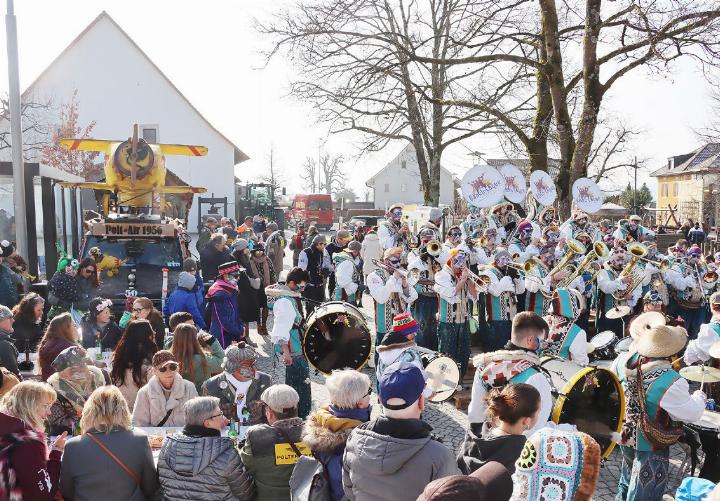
[540,357,625,458]
[413,347,460,403]
[303,301,372,375]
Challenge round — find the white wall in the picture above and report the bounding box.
[21,15,238,233]
[369,145,454,209]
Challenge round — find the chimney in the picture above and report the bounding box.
[668,157,674,170]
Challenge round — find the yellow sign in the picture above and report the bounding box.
[91,223,175,237]
[274,442,311,465]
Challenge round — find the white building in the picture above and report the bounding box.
[13,11,248,234]
[366,143,457,209]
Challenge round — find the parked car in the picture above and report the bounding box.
[349,215,383,234]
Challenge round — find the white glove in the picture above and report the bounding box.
[499,276,514,291]
[693,390,708,401]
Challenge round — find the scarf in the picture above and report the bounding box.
[183,424,220,438]
[225,372,253,421]
[208,278,238,297]
[250,256,271,286]
[48,366,105,415]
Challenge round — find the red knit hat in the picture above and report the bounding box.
[378,314,419,352]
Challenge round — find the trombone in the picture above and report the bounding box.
[637,256,670,272]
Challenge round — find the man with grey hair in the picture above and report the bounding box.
[158,396,255,500]
[240,384,304,501]
[304,370,372,501]
[343,363,459,500]
[200,341,271,425]
[200,233,232,282]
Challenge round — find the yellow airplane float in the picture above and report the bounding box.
[59,124,208,215]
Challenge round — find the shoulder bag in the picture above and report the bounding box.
[86,432,140,486]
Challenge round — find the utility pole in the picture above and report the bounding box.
[6,0,27,258]
[632,156,638,215]
[317,140,322,193]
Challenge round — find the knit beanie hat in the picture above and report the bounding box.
[347,240,362,252]
[312,234,327,246]
[0,240,13,258]
[512,429,601,501]
[177,271,196,290]
[377,314,418,352]
[217,261,240,276]
[232,238,250,252]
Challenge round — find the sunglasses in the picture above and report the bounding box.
[157,363,178,373]
[82,268,96,274]
[132,307,146,313]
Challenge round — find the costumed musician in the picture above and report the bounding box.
[460,206,486,241]
[332,240,362,303]
[667,239,689,265]
[269,267,313,419]
[297,234,332,315]
[483,248,525,351]
[560,209,599,243]
[542,288,590,366]
[366,247,418,364]
[433,248,479,379]
[523,244,581,317]
[487,202,514,244]
[508,220,539,264]
[407,229,441,351]
[665,246,715,339]
[481,227,498,256]
[611,321,706,499]
[639,239,669,305]
[537,206,558,230]
[378,203,411,264]
[595,247,636,338]
[418,207,444,242]
[598,218,613,238]
[613,214,654,242]
[468,312,553,436]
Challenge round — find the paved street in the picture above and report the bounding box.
[250,234,697,500]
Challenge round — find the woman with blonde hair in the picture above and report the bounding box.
[60,385,159,500]
[0,381,66,500]
[131,297,166,349]
[170,323,223,391]
[37,312,80,380]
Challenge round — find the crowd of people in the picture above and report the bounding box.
[0,206,719,501]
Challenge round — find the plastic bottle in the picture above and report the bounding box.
[228,418,238,439]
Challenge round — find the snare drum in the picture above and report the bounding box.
[541,357,625,458]
[414,347,460,403]
[614,336,634,354]
[589,330,617,361]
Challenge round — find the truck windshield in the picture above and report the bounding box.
[82,236,183,268]
[308,200,332,210]
[249,186,272,204]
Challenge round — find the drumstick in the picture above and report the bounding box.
[701,365,706,393]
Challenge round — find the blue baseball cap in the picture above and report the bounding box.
[379,362,426,410]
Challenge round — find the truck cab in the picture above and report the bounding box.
[290,194,334,230]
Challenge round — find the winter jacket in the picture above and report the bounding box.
[0,330,19,377]
[0,412,61,500]
[196,226,214,253]
[60,427,159,501]
[266,231,286,276]
[74,276,98,310]
[39,336,77,381]
[11,316,43,352]
[200,246,233,283]
[303,405,371,501]
[240,417,305,501]
[47,271,80,306]
[457,422,527,475]
[0,264,18,309]
[158,425,255,500]
[342,416,460,501]
[200,371,272,424]
[80,317,123,351]
[163,286,207,330]
[206,280,243,348]
[132,373,198,427]
[179,337,224,392]
[360,233,382,275]
[114,364,151,411]
[689,227,706,245]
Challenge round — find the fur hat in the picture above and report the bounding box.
[634,324,688,359]
[629,311,667,340]
[512,429,601,501]
[377,314,418,353]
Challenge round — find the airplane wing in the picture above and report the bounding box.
[158,144,208,157]
[58,182,113,191]
[158,186,208,194]
[59,139,115,153]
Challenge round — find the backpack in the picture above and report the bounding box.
[289,455,332,501]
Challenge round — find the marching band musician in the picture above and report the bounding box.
[483,248,525,351]
[537,206,557,229]
[487,202,513,244]
[507,220,538,263]
[433,249,479,379]
[419,207,444,242]
[407,230,441,350]
[367,247,418,363]
[667,239,689,265]
[523,244,581,316]
[297,234,332,315]
[559,209,598,242]
[640,240,668,305]
[441,225,464,263]
[332,240,362,303]
[684,291,720,365]
[460,206,485,241]
[665,246,715,338]
[270,267,313,419]
[595,248,634,337]
[612,323,706,499]
[468,312,553,436]
[613,214,654,242]
[542,288,590,366]
[481,227,498,256]
[378,203,410,254]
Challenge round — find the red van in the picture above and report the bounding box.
[290,194,334,229]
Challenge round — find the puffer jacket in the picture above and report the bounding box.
[360,233,382,275]
[342,416,460,501]
[158,426,255,500]
[303,406,371,501]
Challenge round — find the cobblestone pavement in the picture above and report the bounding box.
[255,240,696,500]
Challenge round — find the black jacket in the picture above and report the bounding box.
[457,422,527,475]
[12,317,43,352]
[200,246,233,282]
[80,317,123,351]
[0,330,19,377]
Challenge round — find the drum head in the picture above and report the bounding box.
[614,336,633,353]
[303,301,372,374]
[421,353,460,403]
[590,331,617,350]
[541,358,624,458]
[690,410,720,432]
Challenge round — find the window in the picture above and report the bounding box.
[661,183,668,197]
[401,160,407,169]
[384,183,390,193]
[140,125,158,144]
[673,182,679,196]
[401,183,407,192]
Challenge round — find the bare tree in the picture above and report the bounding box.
[301,157,318,192]
[319,152,346,195]
[697,82,720,143]
[0,94,53,159]
[258,144,286,196]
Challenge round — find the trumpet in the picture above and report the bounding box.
[372,259,409,278]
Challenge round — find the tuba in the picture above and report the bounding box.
[555,241,609,289]
[612,242,648,300]
[548,238,586,280]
